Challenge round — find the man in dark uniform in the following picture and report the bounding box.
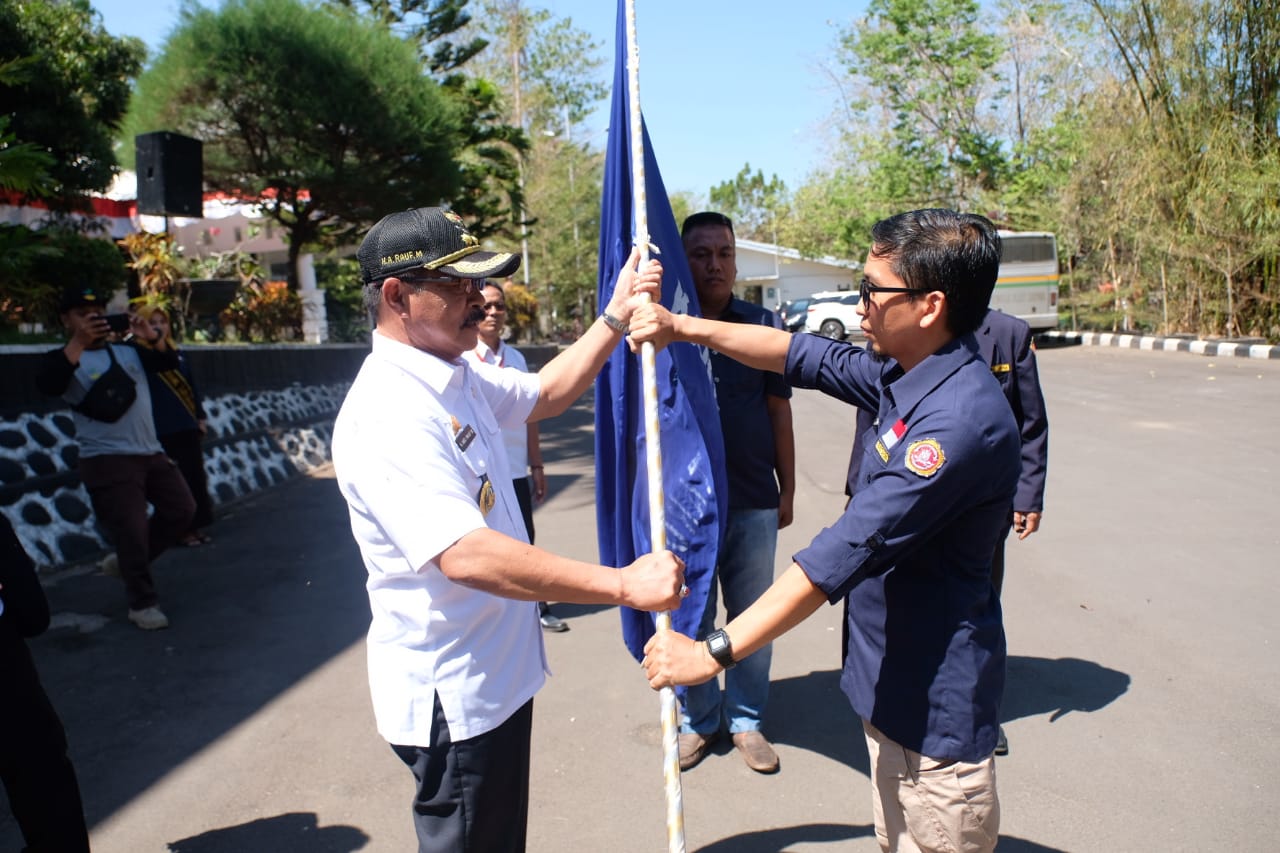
[846,306,1049,755]
[676,212,795,774]
[634,209,1019,853]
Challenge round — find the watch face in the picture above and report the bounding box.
[706,630,734,667]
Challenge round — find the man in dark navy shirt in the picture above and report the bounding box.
[846,306,1049,756]
[633,209,1019,853]
[676,212,795,774]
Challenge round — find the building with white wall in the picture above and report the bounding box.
[733,238,860,310]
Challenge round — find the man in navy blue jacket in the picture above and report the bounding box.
[634,209,1019,853]
[846,306,1049,755]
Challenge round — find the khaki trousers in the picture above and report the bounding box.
[863,720,1000,853]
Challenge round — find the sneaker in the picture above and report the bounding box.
[538,603,569,632]
[100,553,120,578]
[994,726,1009,756]
[732,730,780,774]
[128,606,170,631]
[539,611,569,632]
[678,731,717,771]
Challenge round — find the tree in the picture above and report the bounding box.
[123,0,471,285]
[328,0,487,74]
[325,0,526,236]
[0,58,55,198]
[465,1,610,328]
[708,164,791,243]
[837,0,1007,209]
[0,0,144,210]
[0,6,140,332]
[1074,0,1280,336]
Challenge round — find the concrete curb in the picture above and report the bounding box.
[1040,330,1280,359]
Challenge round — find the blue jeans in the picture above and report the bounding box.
[680,507,778,736]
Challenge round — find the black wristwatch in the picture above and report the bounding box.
[705,629,736,670]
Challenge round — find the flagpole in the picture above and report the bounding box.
[625,2,686,851]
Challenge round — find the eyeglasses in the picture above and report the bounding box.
[859,277,928,304]
[482,302,507,313]
[395,273,486,294]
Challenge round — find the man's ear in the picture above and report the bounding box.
[918,291,947,330]
[381,278,408,315]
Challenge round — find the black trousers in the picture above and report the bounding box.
[0,638,90,853]
[511,476,534,543]
[160,429,215,530]
[391,694,533,853]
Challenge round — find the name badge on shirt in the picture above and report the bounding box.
[450,414,477,452]
[477,474,495,515]
[991,363,1012,374]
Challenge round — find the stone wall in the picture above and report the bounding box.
[0,344,369,571]
[0,342,560,572]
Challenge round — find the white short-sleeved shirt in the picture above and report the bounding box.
[463,340,530,474]
[332,331,546,745]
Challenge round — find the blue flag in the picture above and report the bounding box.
[595,1,727,662]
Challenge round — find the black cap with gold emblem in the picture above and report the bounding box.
[357,207,521,285]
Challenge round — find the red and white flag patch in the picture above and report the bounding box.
[874,419,907,462]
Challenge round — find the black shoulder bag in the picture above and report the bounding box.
[73,345,138,423]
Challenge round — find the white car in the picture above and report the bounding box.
[802,291,862,339]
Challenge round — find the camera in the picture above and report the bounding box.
[103,313,132,334]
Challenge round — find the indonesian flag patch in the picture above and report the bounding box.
[875,419,907,462]
[905,438,945,477]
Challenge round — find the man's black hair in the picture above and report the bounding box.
[681,211,735,240]
[869,209,1001,337]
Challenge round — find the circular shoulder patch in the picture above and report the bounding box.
[905,438,946,477]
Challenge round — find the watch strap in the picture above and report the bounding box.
[705,628,736,670]
[601,310,629,334]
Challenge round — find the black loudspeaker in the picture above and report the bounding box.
[135,132,203,218]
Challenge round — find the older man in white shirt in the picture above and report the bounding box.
[332,207,686,853]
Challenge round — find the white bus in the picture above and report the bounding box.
[994,231,1060,331]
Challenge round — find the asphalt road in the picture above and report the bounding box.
[3,342,1278,852]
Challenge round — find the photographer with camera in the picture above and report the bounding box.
[35,286,195,631]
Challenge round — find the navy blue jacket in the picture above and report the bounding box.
[847,309,1048,514]
[787,331,1020,761]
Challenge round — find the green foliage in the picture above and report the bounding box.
[0,225,127,330]
[313,254,370,342]
[440,73,527,238]
[326,0,526,236]
[462,1,610,329]
[123,0,469,283]
[0,111,54,196]
[708,165,791,243]
[839,0,1006,209]
[794,0,1280,341]
[327,0,488,73]
[0,0,144,208]
[668,192,700,233]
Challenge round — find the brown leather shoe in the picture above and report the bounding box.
[678,731,716,771]
[732,731,779,773]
